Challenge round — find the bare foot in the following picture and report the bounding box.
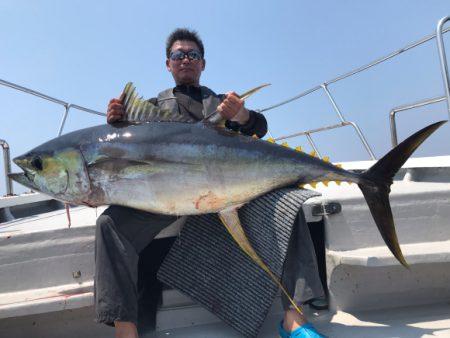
[283,308,308,332]
[114,321,139,338]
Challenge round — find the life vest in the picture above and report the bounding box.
[157,86,222,120]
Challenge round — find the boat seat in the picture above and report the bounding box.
[307,179,450,311]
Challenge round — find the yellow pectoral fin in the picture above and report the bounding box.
[218,209,303,315]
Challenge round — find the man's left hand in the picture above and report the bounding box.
[217,92,250,125]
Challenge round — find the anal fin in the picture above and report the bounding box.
[218,209,303,315]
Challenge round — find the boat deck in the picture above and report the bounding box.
[1,298,449,337]
[154,303,450,338]
[1,158,450,337]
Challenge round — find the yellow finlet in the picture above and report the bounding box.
[282,141,289,148]
[336,163,343,168]
[323,156,330,162]
[310,151,317,157]
[309,182,317,189]
[335,180,342,186]
[322,181,329,187]
[295,146,303,152]
[252,134,258,139]
[267,138,275,143]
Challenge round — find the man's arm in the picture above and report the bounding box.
[106,95,159,124]
[218,92,268,138]
[225,110,268,138]
[106,94,126,123]
[106,91,267,138]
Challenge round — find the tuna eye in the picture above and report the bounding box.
[31,156,43,171]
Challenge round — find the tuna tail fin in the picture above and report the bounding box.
[359,120,446,268]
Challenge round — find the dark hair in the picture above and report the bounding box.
[165,28,205,59]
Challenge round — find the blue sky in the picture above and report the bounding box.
[1,1,450,195]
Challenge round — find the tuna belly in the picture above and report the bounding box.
[96,178,238,215]
[92,168,285,216]
[87,152,302,215]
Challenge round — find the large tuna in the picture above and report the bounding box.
[9,83,445,271]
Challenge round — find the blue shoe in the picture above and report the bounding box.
[278,320,328,338]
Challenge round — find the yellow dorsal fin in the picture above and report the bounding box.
[122,82,194,123]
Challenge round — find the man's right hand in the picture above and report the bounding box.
[106,94,125,124]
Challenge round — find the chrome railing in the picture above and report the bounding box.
[437,15,450,115]
[260,15,450,158]
[389,96,447,147]
[1,16,449,196]
[389,15,450,147]
[0,79,105,137]
[0,79,105,196]
[0,140,12,196]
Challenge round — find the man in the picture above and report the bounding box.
[96,28,325,338]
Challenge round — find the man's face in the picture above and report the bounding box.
[166,40,205,86]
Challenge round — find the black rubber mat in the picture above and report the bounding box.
[157,188,319,338]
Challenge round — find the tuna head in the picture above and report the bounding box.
[10,147,91,203]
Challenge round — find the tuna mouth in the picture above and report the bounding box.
[9,170,69,195]
[8,172,39,191]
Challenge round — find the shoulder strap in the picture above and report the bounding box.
[200,86,223,118]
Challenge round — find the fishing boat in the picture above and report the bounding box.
[1,15,450,338]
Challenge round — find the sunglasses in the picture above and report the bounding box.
[169,50,203,61]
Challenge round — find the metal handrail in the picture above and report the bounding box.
[321,84,376,159]
[273,121,353,159]
[1,16,449,196]
[0,78,106,196]
[267,84,377,160]
[259,26,450,114]
[0,140,13,196]
[389,96,446,147]
[389,16,450,146]
[260,17,450,160]
[0,78,106,137]
[436,16,450,116]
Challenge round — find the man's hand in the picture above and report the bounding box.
[217,92,250,125]
[106,93,125,124]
